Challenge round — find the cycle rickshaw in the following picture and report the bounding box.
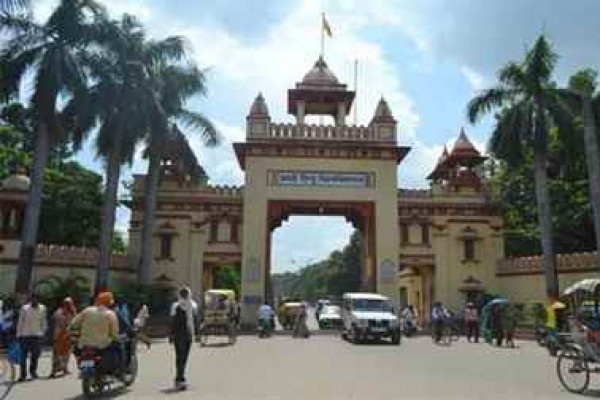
[556,278,600,394]
[199,289,237,346]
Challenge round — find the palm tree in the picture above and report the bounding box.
[71,15,157,292]
[0,0,105,296]
[137,46,219,284]
[467,35,572,298]
[566,69,600,271]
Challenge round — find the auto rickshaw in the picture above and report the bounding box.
[199,289,237,346]
[480,298,508,344]
[277,300,303,330]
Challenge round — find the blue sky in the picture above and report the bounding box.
[34,0,600,272]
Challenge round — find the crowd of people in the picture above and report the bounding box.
[396,300,523,347]
[0,286,200,391]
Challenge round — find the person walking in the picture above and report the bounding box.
[170,287,198,390]
[16,294,47,381]
[490,305,504,347]
[503,304,519,348]
[431,302,445,343]
[50,297,76,378]
[464,302,480,343]
[292,303,310,338]
[134,304,151,349]
[0,298,16,348]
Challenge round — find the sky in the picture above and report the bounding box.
[33,0,600,272]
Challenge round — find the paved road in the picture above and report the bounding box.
[10,335,581,399]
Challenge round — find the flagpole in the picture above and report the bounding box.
[320,13,325,57]
[353,59,358,125]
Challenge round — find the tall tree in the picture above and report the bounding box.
[138,48,219,284]
[0,0,105,296]
[467,35,572,298]
[72,15,156,292]
[566,69,600,271]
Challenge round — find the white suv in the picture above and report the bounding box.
[341,293,401,345]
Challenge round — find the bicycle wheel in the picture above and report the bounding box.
[557,346,590,394]
[0,358,14,400]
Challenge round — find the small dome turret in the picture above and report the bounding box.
[371,97,395,122]
[450,127,481,159]
[248,92,269,117]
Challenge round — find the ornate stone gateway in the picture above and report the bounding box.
[233,57,410,323]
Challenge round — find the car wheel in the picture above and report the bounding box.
[352,328,362,345]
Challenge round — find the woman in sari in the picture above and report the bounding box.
[292,303,310,338]
[50,297,76,378]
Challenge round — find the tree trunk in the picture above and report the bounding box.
[582,97,600,271]
[138,150,161,284]
[14,123,51,298]
[533,148,558,298]
[95,150,122,293]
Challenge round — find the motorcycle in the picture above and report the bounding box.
[258,317,274,338]
[76,334,138,398]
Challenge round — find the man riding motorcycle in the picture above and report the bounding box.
[70,292,132,375]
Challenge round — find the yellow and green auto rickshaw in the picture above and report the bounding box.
[277,299,303,330]
[199,289,237,346]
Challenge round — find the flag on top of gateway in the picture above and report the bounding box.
[322,13,332,37]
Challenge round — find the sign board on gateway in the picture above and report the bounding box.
[273,171,373,188]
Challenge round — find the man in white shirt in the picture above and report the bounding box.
[16,294,47,381]
[257,301,274,332]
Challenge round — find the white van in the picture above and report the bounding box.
[341,293,400,345]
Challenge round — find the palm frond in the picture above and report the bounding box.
[0,0,30,13]
[146,35,187,64]
[177,109,220,146]
[0,12,45,36]
[524,35,558,84]
[489,102,530,166]
[498,62,529,88]
[466,87,517,123]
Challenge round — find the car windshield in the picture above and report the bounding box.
[352,299,391,312]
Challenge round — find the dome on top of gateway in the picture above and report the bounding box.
[301,56,340,87]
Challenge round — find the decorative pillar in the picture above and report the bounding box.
[336,102,346,126]
[188,222,206,303]
[296,100,305,125]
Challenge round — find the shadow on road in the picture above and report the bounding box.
[62,386,130,400]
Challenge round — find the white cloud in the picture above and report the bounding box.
[131,0,419,138]
[460,66,487,91]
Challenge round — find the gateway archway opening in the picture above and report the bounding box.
[270,216,356,302]
[265,200,377,304]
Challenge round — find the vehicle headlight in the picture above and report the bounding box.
[356,319,368,328]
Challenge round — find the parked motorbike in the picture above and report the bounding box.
[258,317,274,338]
[76,334,138,398]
